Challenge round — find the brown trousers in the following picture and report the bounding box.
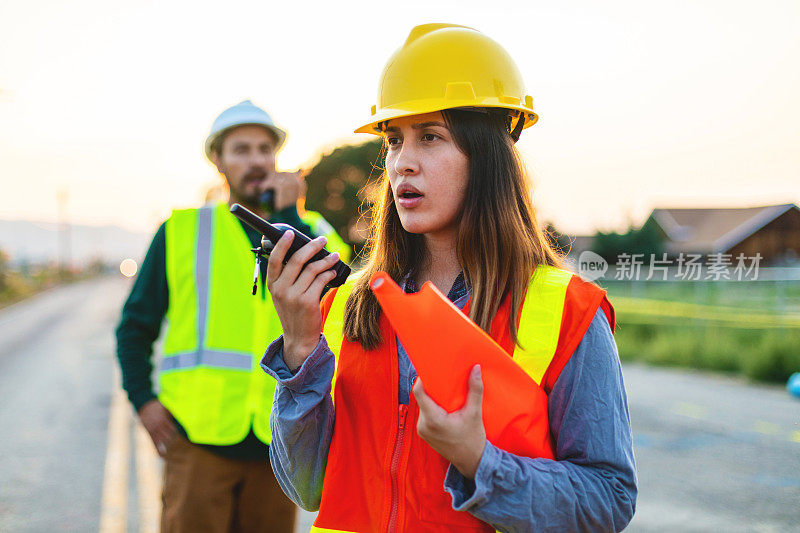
[161,435,297,533]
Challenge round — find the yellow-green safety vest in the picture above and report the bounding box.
[159,203,347,445]
[302,210,352,263]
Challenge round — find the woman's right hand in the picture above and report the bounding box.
[265,231,340,372]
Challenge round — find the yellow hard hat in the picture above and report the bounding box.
[355,23,538,138]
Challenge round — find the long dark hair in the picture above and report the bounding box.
[344,108,563,350]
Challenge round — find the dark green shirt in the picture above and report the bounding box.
[115,205,312,460]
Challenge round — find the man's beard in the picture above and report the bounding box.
[231,167,268,205]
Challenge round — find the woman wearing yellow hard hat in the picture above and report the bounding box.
[262,24,636,532]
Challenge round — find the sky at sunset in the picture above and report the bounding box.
[1,0,798,236]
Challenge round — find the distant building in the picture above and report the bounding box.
[563,203,800,266]
[649,203,800,265]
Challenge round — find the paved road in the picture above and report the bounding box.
[624,363,800,532]
[0,277,798,532]
[0,278,120,531]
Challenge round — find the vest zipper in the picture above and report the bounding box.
[387,403,408,533]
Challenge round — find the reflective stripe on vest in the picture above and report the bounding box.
[160,350,252,371]
[515,266,572,384]
[322,275,358,401]
[160,203,280,445]
[162,206,254,372]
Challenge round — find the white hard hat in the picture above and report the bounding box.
[204,100,287,159]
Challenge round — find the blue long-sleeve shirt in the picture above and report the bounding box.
[261,278,637,532]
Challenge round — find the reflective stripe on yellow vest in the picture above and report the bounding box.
[322,265,571,396]
[159,203,280,445]
[514,265,572,384]
[321,275,357,401]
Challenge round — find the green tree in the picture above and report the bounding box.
[592,218,665,263]
[304,139,383,257]
[0,249,8,293]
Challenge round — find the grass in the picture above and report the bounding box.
[605,280,800,383]
[0,263,109,309]
[615,323,800,382]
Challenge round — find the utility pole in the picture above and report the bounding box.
[57,188,71,275]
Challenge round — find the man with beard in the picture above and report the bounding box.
[115,100,349,532]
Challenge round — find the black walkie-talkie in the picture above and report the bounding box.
[259,189,275,212]
[230,203,351,289]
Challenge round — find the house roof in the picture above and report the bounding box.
[649,203,799,253]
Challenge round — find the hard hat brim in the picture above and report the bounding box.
[354,100,538,135]
[204,123,287,160]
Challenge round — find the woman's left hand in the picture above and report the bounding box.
[413,364,487,479]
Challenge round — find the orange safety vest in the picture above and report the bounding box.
[312,266,615,533]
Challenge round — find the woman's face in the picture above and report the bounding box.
[383,111,470,241]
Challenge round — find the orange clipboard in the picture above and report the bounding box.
[370,271,554,459]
